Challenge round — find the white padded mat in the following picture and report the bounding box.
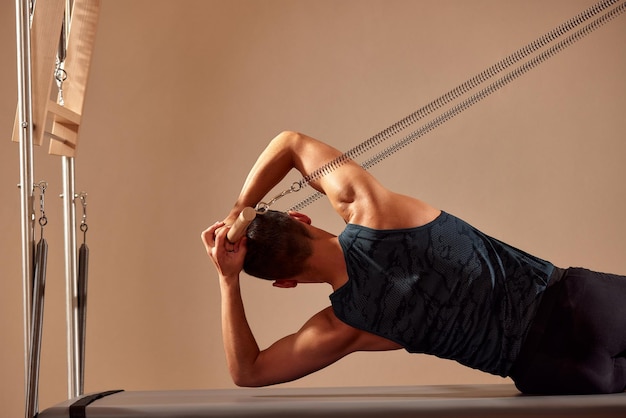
[38,384,626,418]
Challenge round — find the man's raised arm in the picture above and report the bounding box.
[223,131,369,226]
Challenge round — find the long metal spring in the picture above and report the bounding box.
[288,0,624,212]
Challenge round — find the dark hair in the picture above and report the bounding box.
[243,210,313,280]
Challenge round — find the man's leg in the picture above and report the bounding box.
[510,268,626,395]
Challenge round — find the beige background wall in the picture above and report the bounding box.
[1,0,625,416]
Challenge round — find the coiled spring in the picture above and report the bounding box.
[288,0,625,212]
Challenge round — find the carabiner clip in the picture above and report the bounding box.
[255,181,302,213]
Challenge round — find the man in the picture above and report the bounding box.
[202,131,626,395]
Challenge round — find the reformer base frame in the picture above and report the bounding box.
[38,384,626,418]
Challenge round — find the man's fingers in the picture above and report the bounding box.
[201,221,225,249]
[214,224,233,252]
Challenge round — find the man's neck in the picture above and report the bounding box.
[305,235,348,290]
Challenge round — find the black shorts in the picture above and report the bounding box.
[509,267,626,395]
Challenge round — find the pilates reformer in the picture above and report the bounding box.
[34,385,626,418]
[13,1,626,418]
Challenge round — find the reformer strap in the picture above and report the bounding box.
[28,237,47,416]
[77,242,89,394]
[77,192,89,395]
[68,390,124,418]
[287,0,625,212]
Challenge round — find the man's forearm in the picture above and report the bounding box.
[225,131,298,223]
[219,276,261,386]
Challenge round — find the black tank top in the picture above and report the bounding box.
[330,211,555,376]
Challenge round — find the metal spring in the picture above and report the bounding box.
[289,0,624,212]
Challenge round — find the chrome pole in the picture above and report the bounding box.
[15,0,36,417]
[62,156,81,398]
[59,0,82,399]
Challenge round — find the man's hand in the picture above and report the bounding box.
[201,221,247,281]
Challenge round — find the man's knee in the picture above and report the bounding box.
[559,356,626,394]
[611,356,626,393]
[512,356,626,395]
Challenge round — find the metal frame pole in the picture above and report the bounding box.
[15,0,35,353]
[15,0,36,417]
[16,0,34,356]
[62,156,81,398]
[59,0,82,398]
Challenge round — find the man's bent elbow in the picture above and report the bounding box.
[273,130,311,151]
[229,365,270,388]
[275,130,303,141]
[231,373,271,388]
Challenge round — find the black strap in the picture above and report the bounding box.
[69,390,124,418]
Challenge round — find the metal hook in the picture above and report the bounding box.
[76,192,88,239]
[55,66,67,83]
[255,181,302,213]
[35,181,48,228]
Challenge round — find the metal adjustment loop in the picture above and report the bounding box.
[36,181,48,229]
[255,181,302,213]
[77,192,88,241]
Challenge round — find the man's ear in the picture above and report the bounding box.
[272,279,298,288]
[288,211,312,225]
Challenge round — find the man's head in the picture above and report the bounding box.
[243,210,313,280]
